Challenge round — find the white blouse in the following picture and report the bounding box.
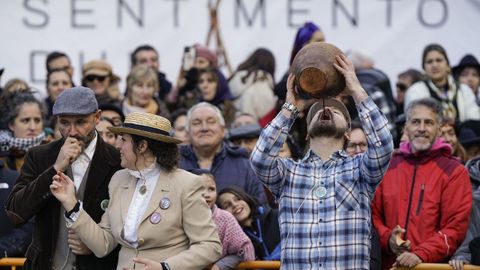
[123,162,160,247]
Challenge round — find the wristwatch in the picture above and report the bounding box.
[282,102,299,117]
[64,201,82,222]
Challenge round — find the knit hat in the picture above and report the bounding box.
[194,44,218,67]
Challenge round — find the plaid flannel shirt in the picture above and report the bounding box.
[251,97,393,270]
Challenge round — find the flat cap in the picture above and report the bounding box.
[228,123,262,141]
[53,86,98,116]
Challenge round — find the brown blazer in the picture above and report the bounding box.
[69,168,222,270]
[6,137,122,270]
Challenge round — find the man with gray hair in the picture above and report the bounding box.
[178,102,266,203]
[372,97,472,269]
[7,86,121,270]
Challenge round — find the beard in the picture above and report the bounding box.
[308,120,347,139]
[68,129,96,150]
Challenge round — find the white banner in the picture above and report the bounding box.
[1,0,479,98]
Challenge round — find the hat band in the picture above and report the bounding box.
[123,123,170,137]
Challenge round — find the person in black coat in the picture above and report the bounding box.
[6,87,122,270]
[0,159,33,258]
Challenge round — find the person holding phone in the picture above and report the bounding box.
[6,86,122,270]
[170,43,232,111]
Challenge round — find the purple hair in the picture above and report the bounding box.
[289,22,321,65]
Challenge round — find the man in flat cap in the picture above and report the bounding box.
[251,54,394,269]
[7,86,121,270]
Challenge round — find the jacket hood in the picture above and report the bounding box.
[398,138,452,162]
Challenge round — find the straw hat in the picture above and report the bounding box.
[108,112,181,144]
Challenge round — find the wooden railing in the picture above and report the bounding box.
[235,260,281,269]
[2,258,480,270]
[393,263,480,270]
[0,258,26,270]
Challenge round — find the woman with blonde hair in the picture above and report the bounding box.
[121,65,170,119]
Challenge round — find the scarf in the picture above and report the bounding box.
[212,206,256,261]
[424,75,459,120]
[122,99,158,116]
[0,130,46,152]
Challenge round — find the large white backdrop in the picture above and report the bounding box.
[1,0,479,98]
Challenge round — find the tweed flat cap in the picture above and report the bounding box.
[52,86,98,116]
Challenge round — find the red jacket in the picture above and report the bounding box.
[372,139,472,269]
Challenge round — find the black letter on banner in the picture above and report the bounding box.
[418,0,448,28]
[333,0,358,27]
[30,50,49,83]
[165,0,187,27]
[23,0,49,28]
[234,0,266,27]
[288,0,310,28]
[118,0,144,27]
[381,0,400,27]
[71,0,95,29]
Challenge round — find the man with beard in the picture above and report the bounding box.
[6,86,121,270]
[372,97,472,269]
[250,54,394,269]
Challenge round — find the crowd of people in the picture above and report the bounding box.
[1,21,480,270]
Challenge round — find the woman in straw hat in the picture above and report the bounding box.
[49,112,222,270]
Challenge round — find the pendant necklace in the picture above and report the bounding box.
[138,172,147,195]
[139,182,147,195]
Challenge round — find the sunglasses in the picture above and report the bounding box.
[85,75,107,83]
[396,83,408,92]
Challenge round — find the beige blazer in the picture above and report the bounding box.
[68,168,222,270]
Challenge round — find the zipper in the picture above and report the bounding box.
[404,164,418,238]
[416,184,425,215]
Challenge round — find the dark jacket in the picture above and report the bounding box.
[245,206,281,260]
[0,159,33,258]
[6,137,122,270]
[453,156,480,263]
[179,143,266,204]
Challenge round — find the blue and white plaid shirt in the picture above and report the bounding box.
[251,97,393,269]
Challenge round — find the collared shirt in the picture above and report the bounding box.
[71,133,97,190]
[123,162,160,247]
[251,97,393,270]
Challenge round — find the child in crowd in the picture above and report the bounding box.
[218,187,281,261]
[197,171,255,270]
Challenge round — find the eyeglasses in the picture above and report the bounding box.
[85,75,107,83]
[396,83,408,92]
[346,142,368,150]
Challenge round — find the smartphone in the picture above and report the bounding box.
[182,46,196,71]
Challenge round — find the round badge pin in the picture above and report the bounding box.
[159,198,171,210]
[314,186,327,199]
[100,199,109,211]
[150,212,161,224]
